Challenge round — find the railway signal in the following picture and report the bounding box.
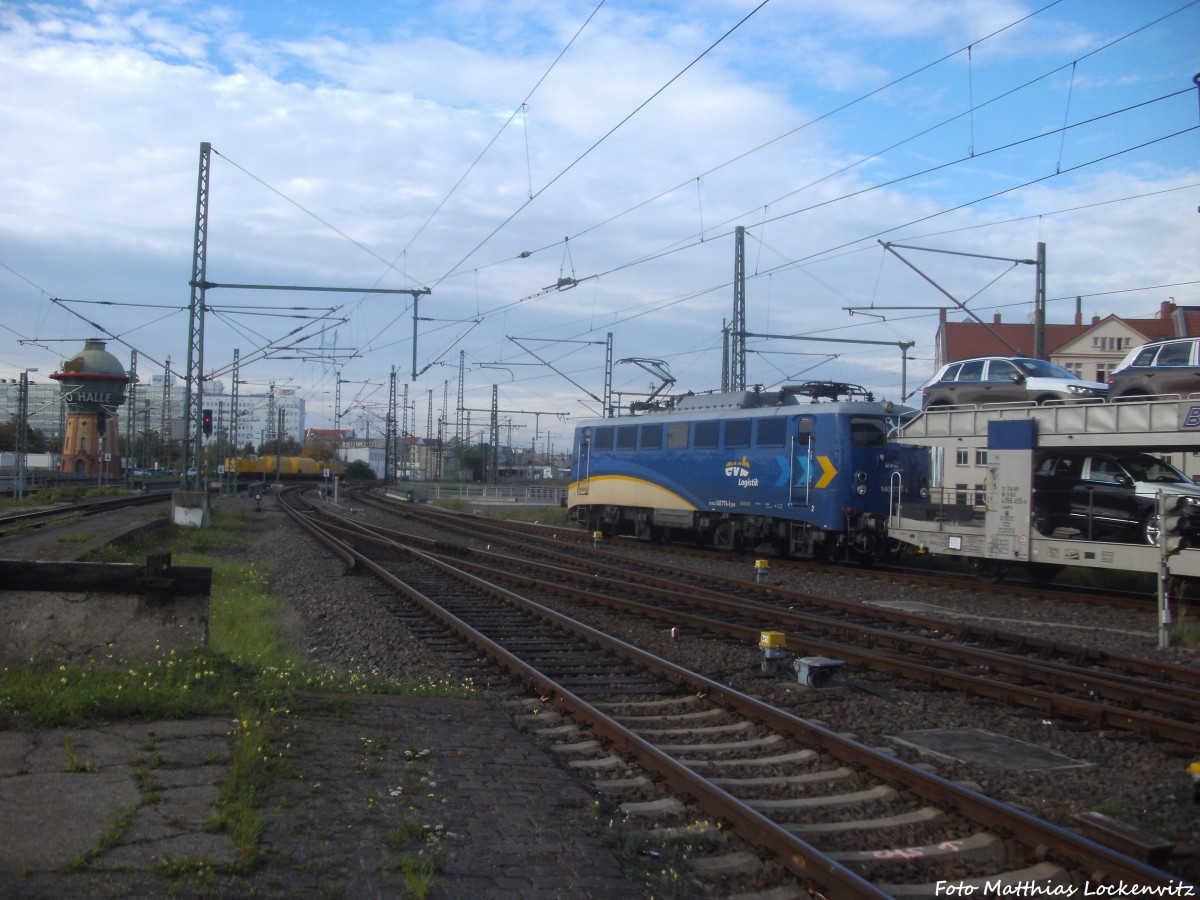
[202,408,213,437]
[1160,494,1192,555]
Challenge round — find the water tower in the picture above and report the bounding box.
[51,338,131,478]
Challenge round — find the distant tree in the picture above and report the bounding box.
[303,440,334,460]
[344,459,375,480]
[1,417,49,453]
[258,435,302,457]
[461,445,486,481]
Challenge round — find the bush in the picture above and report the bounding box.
[345,460,376,480]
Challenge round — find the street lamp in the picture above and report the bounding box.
[15,368,38,499]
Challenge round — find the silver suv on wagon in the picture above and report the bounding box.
[921,357,1108,409]
[1107,337,1200,400]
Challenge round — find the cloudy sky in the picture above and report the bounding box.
[1,0,1197,445]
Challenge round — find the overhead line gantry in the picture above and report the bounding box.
[183,141,430,490]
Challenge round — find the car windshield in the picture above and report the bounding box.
[1013,359,1076,379]
[1118,455,1192,484]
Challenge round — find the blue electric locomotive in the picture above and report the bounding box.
[568,382,930,560]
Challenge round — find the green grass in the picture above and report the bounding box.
[1169,602,1200,648]
[0,503,475,878]
[1092,801,1185,841]
[494,505,574,527]
[430,500,576,529]
[0,485,130,509]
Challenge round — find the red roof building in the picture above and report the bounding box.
[935,299,1196,383]
[304,428,349,442]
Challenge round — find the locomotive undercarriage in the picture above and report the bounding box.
[573,503,888,561]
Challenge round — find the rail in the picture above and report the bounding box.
[278,487,1195,895]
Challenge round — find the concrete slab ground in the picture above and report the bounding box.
[0,718,237,875]
[0,695,646,899]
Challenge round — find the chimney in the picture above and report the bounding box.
[993,313,1002,324]
[939,308,947,326]
[1092,315,1100,325]
[1075,296,1082,326]
[1161,299,1176,319]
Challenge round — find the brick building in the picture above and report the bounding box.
[934,299,1199,383]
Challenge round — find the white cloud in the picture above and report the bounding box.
[0,0,1196,425]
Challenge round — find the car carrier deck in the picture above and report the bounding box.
[888,397,1200,586]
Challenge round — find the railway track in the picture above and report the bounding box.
[342,490,1200,744]
[280,487,1194,898]
[0,490,170,540]
[403,493,1170,611]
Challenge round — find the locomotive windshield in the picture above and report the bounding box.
[850,418,888,447]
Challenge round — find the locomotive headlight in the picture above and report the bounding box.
[855,483,868,496]
[854,471,868,495]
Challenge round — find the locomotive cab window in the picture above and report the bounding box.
[850,418,887,447]
[724,419,751,448]
[592,427,613,451]
[755,417,786,447]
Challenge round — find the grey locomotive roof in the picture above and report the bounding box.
[673,390,799,411]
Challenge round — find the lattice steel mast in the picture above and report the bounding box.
[183,142,211,489]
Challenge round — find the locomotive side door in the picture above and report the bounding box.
[790,416,814,507]
[576,428,591,495]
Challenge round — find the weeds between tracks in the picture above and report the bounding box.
[0,503,474,881]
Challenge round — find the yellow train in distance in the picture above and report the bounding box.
[223,456,345,478]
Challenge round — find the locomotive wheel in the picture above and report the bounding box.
[851,531,878,560]
[713,520,742,551]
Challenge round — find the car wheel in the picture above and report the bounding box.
[1142,512,1162,546]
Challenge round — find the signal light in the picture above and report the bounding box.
[202,409,213,437]
[1160,495,1192,555]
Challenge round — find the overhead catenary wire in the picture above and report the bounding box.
[387,1,610,275]
[7,2,1195,402]
[440,0,1195,287]
[430,0,775,288]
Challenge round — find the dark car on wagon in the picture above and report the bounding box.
[1106,337,1200,400]
[1031,449,1200,546]
[920,357,1108,409]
